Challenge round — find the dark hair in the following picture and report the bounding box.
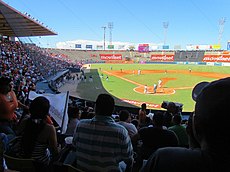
[68,105,79,119]
[152,112,164,126]
[95,94,114,116]
[173,115,182,125]
[141,103,146,111]
[0,77,12,94]
[0,77,11,85]
[29,96,50,119]
[167,102,177,112]
[119,110,130,121]
[22,96,50,157]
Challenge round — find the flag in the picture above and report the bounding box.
[29,91,69,134]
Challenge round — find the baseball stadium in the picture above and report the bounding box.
[1,0,230,171]
[0,0,230,115]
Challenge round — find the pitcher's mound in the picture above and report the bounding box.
[134,86,175,95]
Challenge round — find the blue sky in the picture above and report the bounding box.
[3,0,230,49]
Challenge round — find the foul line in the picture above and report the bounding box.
[103,70,193,91]
[103,70,144,86]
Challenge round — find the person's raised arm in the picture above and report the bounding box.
[48,125,59,157]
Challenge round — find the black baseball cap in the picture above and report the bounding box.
[192,77,230,102]
[192,77,230,141]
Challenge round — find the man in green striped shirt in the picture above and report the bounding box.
[72,94,133,172]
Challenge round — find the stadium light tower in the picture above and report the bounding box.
[108,22,113,46]
[163,22,169,45]
[218,17,226,46]
[101,26,106,50]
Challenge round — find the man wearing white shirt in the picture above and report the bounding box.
[117,110,138,138]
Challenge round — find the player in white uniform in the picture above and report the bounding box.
[144,85,148,94]
[158,79,162,88]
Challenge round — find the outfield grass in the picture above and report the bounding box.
[76,63,230,112]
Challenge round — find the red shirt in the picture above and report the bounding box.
[0,91,18,120]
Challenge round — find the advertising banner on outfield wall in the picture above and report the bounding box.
[211,44,221,50]
[138,44,149,52]
[96,45,103,49]
[186,44,221,50]
[108,45,114,49]
[75,44,81,48]
[100,54,122,60]
[118,45,125,49]
[203,55,230,62]
[227,42,230,50]
[86,45,93,49]
[150,54,174,61]
[162,45,169,49]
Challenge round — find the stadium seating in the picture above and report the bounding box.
[3,153,36,172]
[174,50,205,62]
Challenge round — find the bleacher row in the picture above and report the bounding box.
[174,50,205,62]
[45,48,223,64]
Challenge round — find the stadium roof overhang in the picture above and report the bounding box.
[0,0,57,37]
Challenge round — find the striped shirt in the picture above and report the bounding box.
[72,115,133,172]
[8,136,50,165]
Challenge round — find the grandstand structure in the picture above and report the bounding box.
[0,0,56,37]
[45,48,229,65]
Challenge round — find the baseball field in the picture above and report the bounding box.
[75,63,230,112]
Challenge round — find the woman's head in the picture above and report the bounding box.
[0,77,12,94]
[29,96,50,120]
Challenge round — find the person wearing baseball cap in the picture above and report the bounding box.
[142,77,230,172]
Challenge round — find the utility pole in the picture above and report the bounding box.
[218,17,226,47]
[101,26,106,50]
[163,22,169,45]
[108,22,113,46]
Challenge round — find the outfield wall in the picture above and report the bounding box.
[46,48,229,64]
